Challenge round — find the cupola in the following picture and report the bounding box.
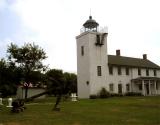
[83,16,99,32]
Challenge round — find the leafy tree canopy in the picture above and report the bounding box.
[7,42,47,98]
[0,59,22,97]
[7,43,47,72]
[45,69,77,95]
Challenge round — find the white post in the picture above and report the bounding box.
[130,82,132,92]
[142,80,145,96]
[71,93,77,101]
[149,81,151,95]
[131,81,134,92]
[154,81,157,95]
[0,98,3,105]
[6,98,13,107]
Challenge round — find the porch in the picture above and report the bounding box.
[131,77,160,96]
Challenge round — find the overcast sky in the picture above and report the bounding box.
[0,0,160,73]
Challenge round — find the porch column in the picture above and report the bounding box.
[142,80,145,96]
[154,81,157,95]
[130,81,133,92]
[149,80,151,95]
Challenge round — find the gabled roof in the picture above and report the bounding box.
[108,55,160,69]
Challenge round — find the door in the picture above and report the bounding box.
[146,83,149,95]
[118,84,122,94]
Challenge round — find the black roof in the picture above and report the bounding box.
[83,16,99,29]
[108,55,160,69]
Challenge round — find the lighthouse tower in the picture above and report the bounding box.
[76,16,108,98]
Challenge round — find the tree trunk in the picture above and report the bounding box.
[53,94,62,111]
[25,68,30,99]
[53,90,62,111]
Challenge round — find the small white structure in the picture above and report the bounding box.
[6,98,13,107]
[0,98,3,105]
[71,93,78,101]
[17,86,46,99]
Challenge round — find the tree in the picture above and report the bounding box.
[46,69,65,95]
[7,43,47,99]
[63,72,77,94]
[46,69,65,110]
[45,69,77,111]
[45,69,77,95]
[0,59,22,97]
[28,71,45,87]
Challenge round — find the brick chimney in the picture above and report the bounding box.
[116,50,121,56]
[143,54,147,60]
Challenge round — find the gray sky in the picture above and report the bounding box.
[0,0,160,73]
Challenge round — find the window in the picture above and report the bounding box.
[109,66,113,75]
[118,66,121,75]
[138,68,141,76]
[154,70,157,76]
[81,46,84,56]
[126,84,130,91]
[126,67,129,75]
[97,66,102,76]
[146,69,149,76]
[86,81,89,85]
[109,84,114,92]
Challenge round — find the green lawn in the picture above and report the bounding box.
[0,96,160,125]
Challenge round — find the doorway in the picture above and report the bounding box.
[118,84,122,94]
[146,83,149,95]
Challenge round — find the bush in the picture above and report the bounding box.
[11,99,26,113]
[110,93,122,97]
[125,92,142,96]
[89,94,98,99]
[98,87,110,98]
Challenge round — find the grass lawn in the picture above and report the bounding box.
[0,96,160,125]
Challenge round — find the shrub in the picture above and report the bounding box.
[117,93,123,97]
[11,99,26,113]
[98,87,110,98]
[125,92,142,96]
[110,93,121,97]
[89,94,98,99]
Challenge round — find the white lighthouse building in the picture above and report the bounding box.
[76,16,160,98]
